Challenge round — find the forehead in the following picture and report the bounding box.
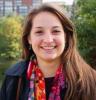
[32,11,62,28]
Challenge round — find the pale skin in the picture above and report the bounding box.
[28,12,66,77]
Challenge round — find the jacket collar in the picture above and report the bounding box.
[5,60,29,76]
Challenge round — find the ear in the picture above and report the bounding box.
[28,35,32,45]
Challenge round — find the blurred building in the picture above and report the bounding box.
[0,0,72,17]
[0,0,42,16]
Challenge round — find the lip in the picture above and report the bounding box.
[40,45,57,49]
[41,46,55,49]
[40,46,57,53]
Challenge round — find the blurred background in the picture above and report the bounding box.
[0,0,96,87]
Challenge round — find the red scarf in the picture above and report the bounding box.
[27,60,66,100]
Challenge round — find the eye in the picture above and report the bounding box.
[35,30,44,35]
[52,30,61,35]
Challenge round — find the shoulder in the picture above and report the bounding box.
[5,59,29,76]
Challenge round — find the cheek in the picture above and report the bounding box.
[56,35,65,46]
[58,38,65,54]
[57,37,65,53]
[31,39,39,54]
[31,37,41,48]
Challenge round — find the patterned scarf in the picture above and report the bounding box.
[27,59,66,100]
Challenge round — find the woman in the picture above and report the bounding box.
[0,4,96,100]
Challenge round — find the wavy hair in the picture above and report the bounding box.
[21,4,96,100]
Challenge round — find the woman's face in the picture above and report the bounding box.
[28,12,66,62]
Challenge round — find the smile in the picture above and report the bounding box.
[41,46,57,50]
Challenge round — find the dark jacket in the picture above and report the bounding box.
[0,60,30,100]
[0,60,66,100]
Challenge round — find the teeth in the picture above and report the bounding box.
[42,46,55,49]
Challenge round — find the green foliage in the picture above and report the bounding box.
[73,0,96,67]
[0,60,17,87]
[0,16,23,59]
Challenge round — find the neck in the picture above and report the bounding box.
[36,57,61,78]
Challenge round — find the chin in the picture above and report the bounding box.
[42,56,58,62]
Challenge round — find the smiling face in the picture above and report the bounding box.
[28,11,66,63]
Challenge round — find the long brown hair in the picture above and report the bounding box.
[21,4,96,100]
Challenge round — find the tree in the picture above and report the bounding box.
[73,0,96,68]
[0,16,23,59]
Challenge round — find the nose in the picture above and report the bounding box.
[43,32,54,43]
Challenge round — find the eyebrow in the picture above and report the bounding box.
[34,26,61,29]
